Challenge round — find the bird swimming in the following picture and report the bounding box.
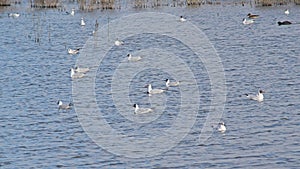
[133,104,153,114]
[278,21,292,26]
[284,9,289,15]
[245,90,265,102]
[8,13,20,18]
[57,100,73,110]
[80,18,85,26]
[74,66,89,73]
[165,79,180,88]
[247,13,259,19]
[114,39,124,46]
[179,16,186,22]
[217,122,226,133]
[147,84,165,95]
[243,18,254,25]
[68,48,80,55]
[66,8,75,16]
[127,54,142,62]
[71,68,84,79]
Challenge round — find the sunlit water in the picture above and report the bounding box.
[1,3,300,168]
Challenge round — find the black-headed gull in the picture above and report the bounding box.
[147,84,165,95]
[68,48,80,55]
[80,18,85,26]
[57,100,73,110]
[245,90,265,102]
[243,18,254,25]
[179,16,186,22]
[115,39,124,46]
[71,68,84,79]
[217,122,226,133]
[127,54,142,62]
[284,9,289,15]
[74,66,89,73]
[165,79,180,88]
[133,104,153,114]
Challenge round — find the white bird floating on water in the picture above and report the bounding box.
[245,90,265,102]
[80,18,85,26]
[71,8,75,16]
[133,104,153,114]
[66,8,75,16]
[284,9,289,15]
[71,68,84,79]
[68,48,80,55]
[8,13,20,18]
[115,39,124,46]
[165,79,180,88]
[179,16,186,22]
[243,18,254,25]
[57,100,73,110]
[147,84,165,95]
[217,122,226,133]
[74,66,89,73]
[127,54,142,62]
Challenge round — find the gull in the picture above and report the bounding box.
[8,13,20,18]
[245,90,265,102]
[66,8,75,16]
[127,54,142,62]
[147,84,165,95]
[81,18,85,26]
[115,39,124,46]
[243,18,254,25]
[179,16,186,22]
[165,79,180,88]
[217,122,226,133]
[284,9,289,15]
[71,68,84,79]
[133,104,153,114]
[74,66,89,73]
[57,100,73,110]
[68,48,80,55]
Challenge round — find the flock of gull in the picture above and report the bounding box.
[56,10,269,134]
[8,7,276,134]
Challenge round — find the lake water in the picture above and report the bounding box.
[1,2,300,168]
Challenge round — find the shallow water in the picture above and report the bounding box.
[1,3,300,168]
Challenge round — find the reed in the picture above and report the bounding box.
[31,0,60,8]
[2,0,299,9]
[0,0,10,6]
[254,0,292,6]
[79,0,119,10]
